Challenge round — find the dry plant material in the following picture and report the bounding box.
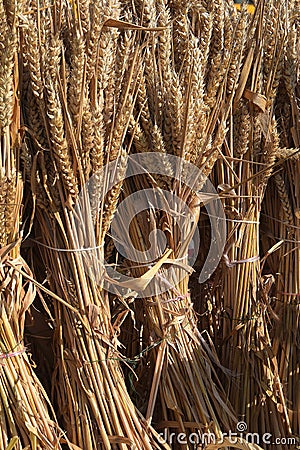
[102,1,266,449]
[269,165,300,438]
[1,0,298,448]
[22,1,169,449]
[0,1,66,448]
[210,0,297,446]
[262,22,300,435]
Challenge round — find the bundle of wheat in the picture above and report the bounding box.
[261,21,300,435]
[21,0,171,448]
[263,162,300,441]
[97,1,267,449]
[208,0,298,447]
[0,1,66,448]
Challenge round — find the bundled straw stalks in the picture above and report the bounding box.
[205,0,299,448]
[21,0,170,448]
[0,1,66,448]
[0,0,298,449]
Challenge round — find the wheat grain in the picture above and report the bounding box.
[97,28,118,94]
[109,48,140,161]
[46,35,62,85]
[41,152,62,211]
[80,104,94,177]
[172,12,190,75]
[77,0,90,36]
[24,19,44,100]
[109,97,133,161]
[151,123,166,154]
[86,2,105,81]
[226,12,248,97]
[204,0,227,109]
[0,32,16,128]
[156,0,172,75]
[68,33,86,127]
[129,118,149,153]
[144,46,164,130]
[263,3,278,90]
[233,101,250,157]
[136,71,151,133]
[274,174,294,225]
[87,0,120,85]
[198,8,213,67]
[102,26,134,138]
[267,4,286,106]
[114,24,134,99]
[90,106,104,173]
[164,69,183,156]
[211,0,224,50]
[0,0,9,49]
[188,43,206,164]
[139,0,156,27]
[25,89,47,150]
[202,123,227,179]
[276,87,293,148]
[276,147,300,160]
[23,87,63,209]
[151,123,175,187]
[252,114,262,161]
[3,0,16,27]
[45,77,78,199]
[283,22,298,102]
[100,148,127,243]
[20,141,32,184]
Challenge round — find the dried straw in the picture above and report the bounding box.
[0,1,65,448]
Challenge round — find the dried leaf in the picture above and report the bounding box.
[243,89,267,112]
